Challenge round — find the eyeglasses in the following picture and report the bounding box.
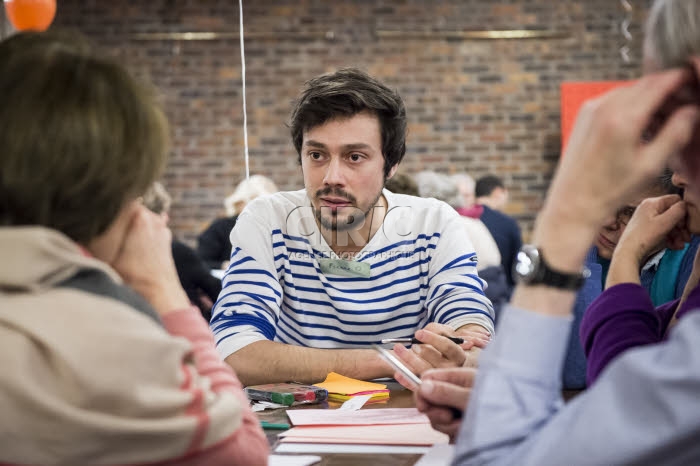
[615,205,637,227]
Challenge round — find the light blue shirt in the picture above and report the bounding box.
[453,305,700,465]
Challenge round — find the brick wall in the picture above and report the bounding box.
[47,0,649,243]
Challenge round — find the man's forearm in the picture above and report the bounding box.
[510,202,598,318]
[225,340,393,386]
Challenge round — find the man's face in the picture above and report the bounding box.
[644,53,700,203]
[594,205,636,260]
[594,182,672,260]
[300,111,392,232]
[456,181,475,208]
[671,171,700,234]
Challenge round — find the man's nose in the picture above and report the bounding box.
[672,170,688,189]
[602,213,620,231]
[323,157,346,186]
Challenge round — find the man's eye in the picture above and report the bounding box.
[349,153,362,162]
[309,152,322,160]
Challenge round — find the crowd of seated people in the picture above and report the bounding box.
[414,170,510,317]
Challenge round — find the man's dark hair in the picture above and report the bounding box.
[0,31,169,243]
[475,175,505,198]
[289,68,407,178]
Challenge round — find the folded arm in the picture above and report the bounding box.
[225,340,393,386]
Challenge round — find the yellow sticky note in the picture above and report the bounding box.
[315,372,387,395]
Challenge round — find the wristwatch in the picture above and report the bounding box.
[513,244,590,290]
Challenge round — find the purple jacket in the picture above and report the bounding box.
[580,282,700,385]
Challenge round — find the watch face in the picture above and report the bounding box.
[514,245,539,283]
[514,244,588,290]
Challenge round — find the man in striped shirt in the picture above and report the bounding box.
[211,68,495,385]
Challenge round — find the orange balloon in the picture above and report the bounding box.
[4,0,57,32]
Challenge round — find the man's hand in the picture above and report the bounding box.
[534,68,698,276]
[455,323,491,349]
[392,323,489,375]
[111,206,190,315]
[616,195,688,266]
[606,195,689,288]
[395,367,475,442]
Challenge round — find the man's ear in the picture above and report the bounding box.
[387,164,399,180]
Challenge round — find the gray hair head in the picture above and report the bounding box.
[415,171,464,208]
[451,173,475,192]
[644,0,700,69]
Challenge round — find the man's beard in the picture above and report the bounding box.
[313,187,383,232]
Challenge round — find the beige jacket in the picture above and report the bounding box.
[0,227,267,466]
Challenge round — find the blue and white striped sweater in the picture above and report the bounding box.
[211,189,495,359]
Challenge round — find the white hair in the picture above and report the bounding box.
[452,172,475,192]
[415,171,464,208]
[224,175,278,216]
[645,0,700,69]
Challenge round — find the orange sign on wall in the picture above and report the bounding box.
[560,81,631,153]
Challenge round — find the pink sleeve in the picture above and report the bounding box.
[160,307,269,466]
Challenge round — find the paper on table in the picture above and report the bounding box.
[413,444,455,466]
[279,423,449,446]
[315,372,387,394]
[269,454,321,466]
[338,394,372,411]
[327,392,389,403]
[287,407,429,426]
[275,443,431,455]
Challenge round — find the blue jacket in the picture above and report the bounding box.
[479,205,522,288]
[562,248,602,389]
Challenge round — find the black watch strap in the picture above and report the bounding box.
[515,245,590,290]
[538,257,588,289]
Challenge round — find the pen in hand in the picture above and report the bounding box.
[381,336,465,345]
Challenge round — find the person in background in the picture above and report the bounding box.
[474,174,523,288]
[211,68,494,386]
[143,182,222,321]
[581,172,700,385]
[0,31,267,465]
[474,174,509,211]
[401,1,700,462]
[385,171,420,196]
[415,171,509,318]
[415,171,501,272]
[561,170,699,389]
[198,174,278,270]
[452,173,478,217]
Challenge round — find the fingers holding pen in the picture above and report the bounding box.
[413,329,466,366]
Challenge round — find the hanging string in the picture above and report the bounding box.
[619,0,633,63]
[239,0,250,180]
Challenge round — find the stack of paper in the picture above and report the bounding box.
[314,372,390,403]
[281,408,449,446]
